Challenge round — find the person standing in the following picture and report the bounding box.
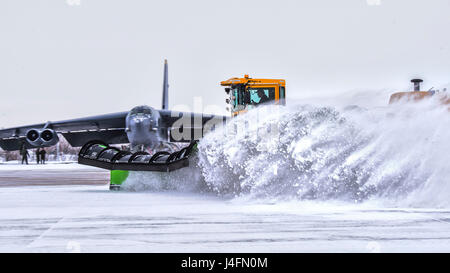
[21,146,29,165]
[40,148,46,164]
[35,148,41,164]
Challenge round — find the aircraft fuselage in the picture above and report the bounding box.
[125,105,164,150]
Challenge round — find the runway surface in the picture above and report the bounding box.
[0,162,109,187]
[0,163,449,253]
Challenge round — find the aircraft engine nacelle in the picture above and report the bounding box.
[26,129,42,147]
[25,128,59,147]
[40,129,59,146]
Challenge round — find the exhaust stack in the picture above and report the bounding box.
[411,79,423,91]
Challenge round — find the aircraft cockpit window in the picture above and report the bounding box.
[130,106,152,117]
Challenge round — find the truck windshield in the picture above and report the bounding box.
[232,87,276,109]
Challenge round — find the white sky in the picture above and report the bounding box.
[1,0,450,127]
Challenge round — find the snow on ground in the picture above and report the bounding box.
[1,91,449,252]
[0,184,449,253]
[0,161,86,170]
[0,163,109,187]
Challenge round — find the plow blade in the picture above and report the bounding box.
[78,140,197,172]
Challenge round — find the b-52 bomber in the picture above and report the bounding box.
[0,60,287,189]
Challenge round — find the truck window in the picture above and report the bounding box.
[280,86,286,105]
[248,88,275,104]
[233,86,248,106]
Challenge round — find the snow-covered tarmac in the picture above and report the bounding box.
[0,164,449,253]
[0,162,109,187]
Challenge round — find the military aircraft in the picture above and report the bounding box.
[0,60,228,154]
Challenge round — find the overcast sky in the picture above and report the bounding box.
[1,0,450,127]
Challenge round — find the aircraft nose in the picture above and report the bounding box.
[131,116,153,132]
[132,116,146,124]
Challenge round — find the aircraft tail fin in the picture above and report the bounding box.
[162,59,169,110]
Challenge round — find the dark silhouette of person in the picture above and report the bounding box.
[36,148,41,164]
[40,149,46,164]
[21,146,29,165]
[256,89,271,104]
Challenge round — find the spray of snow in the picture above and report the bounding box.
[123,89,450,208]
[120,156,205,193]
[197,94,450,208]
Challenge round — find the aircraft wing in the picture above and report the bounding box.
[0,112,129,151]
[0,110,229,151]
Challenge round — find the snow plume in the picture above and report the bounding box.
[197,95,450,208]
[120,156,205,193]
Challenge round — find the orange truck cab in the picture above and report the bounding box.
[221,75,286,117]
